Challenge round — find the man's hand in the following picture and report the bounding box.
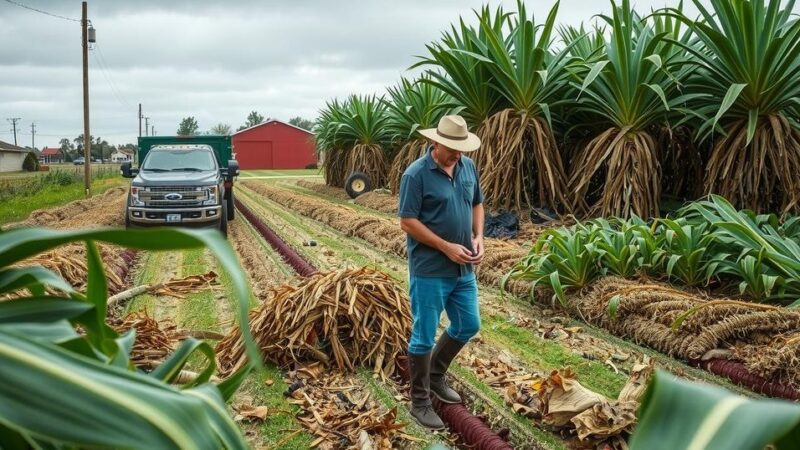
[441,241,478,264]
[471,235,485,264]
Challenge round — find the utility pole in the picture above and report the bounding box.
[6,118,21,146]
[144,116,150,136]
[81,1,91,197]
[151,124,155,136]
[138,104,142,137]
[30,122,36,149]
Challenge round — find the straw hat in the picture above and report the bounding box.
[418,115,481,153]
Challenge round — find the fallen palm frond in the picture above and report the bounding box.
[284,364,415,449]
[216,268,411,380]
[108,271,218,308]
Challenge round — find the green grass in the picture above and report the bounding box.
[127,251,162,314]
[481,315,626,399]
[0,164,115,179]
[238,366,317,450]
[175,249,219,332]
[0,177,127,225]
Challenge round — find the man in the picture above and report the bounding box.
[398,114,484,429]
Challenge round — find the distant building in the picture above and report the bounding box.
[0,140,32,172]
[111,149,134,163]
[232,119,316,170]
[40,146,64,164]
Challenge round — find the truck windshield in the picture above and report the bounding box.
[141,149,217,171]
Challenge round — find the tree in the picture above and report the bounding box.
[22,152,40,171]
[237,111,265,131]
[59,138,76,161]
[288,116,314,131]
[177,116,199,136]
[209,123,232,135]
[73,134,94,158]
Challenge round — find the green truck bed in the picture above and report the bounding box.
[137,135,232,167]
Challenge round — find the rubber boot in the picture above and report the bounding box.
[429,333,466,404]
[409,352,445,430]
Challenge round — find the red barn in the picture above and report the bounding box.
[232,120,316,170]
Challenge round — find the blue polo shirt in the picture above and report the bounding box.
[398,148,483,277]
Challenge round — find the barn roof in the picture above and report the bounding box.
[40,147,62,156]
[0,140,30,153]
[233,119,314,136]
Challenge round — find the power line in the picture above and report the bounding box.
[2,0,80,22]
[91,45,133,110]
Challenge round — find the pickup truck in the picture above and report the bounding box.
[120,135,239,236]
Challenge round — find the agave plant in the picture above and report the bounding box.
[668,0,800,214]
[567,0,697,218]
[0,227,258,449]
[502,224,599,307]
[315,99,351,187]
[384,77,452,194]
[316,95,392,189]
[416,2,575,212]
[590,217,647,277]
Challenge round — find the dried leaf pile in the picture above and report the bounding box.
[109,310,179,368]
[216,267,412,379]
[284,363,415,449]
[470,349,653,448]
[15,244,135,295]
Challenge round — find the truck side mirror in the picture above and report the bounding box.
[120,161,138,178]
[226,160,240,180]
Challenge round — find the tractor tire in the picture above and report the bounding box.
[345,172,372,199]
[226,190,235,221]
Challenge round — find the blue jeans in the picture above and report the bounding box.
[408,272,481,355]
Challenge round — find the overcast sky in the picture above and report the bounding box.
[0,0,719,147]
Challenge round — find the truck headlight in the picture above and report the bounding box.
[202,185,219,205]
[130,187,144,206]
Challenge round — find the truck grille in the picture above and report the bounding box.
[140,186,209,207]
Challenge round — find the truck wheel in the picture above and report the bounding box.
[345,172,372,199]
[226,190,235,221]
[219,203,228,237]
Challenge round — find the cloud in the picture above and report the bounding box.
[0,0,716,145]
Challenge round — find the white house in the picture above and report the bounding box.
[0,140,30,172]
[111,149,133,163]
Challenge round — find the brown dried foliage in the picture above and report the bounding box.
[17,243,129,294]
[297,179,350,201]
[733,332,800,389]
[345,143,388,189]
[324,148,350,188]
[354,191,398,214]
[476,110,571,213]
[216,268,411,380]
[10,186,128,229]
[569,127,661,218]
[570,277,800,364]
[705,114,800,214]
[109,310,178,368]
[388,139,428,194]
